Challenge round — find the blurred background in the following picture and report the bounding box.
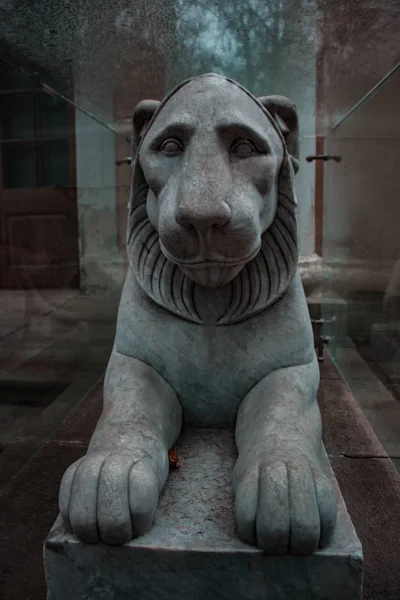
[0,1,400,598]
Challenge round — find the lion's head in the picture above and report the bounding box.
[128,73,300,325]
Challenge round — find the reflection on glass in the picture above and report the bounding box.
[322,64,400,470]
[37,93,69,139]
[0,93,34,140]
[2,142,35,187]
[37,140,70,186]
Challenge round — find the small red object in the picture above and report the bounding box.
[168,447,180,468]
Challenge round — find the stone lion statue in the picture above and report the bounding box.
[59,73,337,555]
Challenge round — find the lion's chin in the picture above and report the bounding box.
[178,263,244,288]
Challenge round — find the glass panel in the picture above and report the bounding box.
[0,93,34,140]
[0,65,128,495]
[1,142,35,187]
[322,64,400,466]
[1,5,400,599]
[37,140,70,186]
[37,92,69,138]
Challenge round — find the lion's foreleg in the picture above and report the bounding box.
[59,347,182,544]
[90,346,182,455]
[233,356,337,554]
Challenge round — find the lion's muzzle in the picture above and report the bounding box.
[175,200,232,232]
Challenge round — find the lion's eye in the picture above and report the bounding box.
[160,138,183,155]
[230,140,257,157]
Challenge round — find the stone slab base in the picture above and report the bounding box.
[44,430,363,600]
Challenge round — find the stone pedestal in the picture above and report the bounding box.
[44,430,363,600]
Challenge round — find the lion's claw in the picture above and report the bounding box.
[234,454,337,554]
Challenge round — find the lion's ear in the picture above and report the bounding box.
[258,95,299,173]
[132,99,160,149]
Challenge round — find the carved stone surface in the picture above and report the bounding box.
[56,73,343,557]
[45,430,363,600]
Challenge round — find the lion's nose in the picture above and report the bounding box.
[176,202,231,232]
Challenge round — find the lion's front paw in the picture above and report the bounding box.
[234,455,337,555]
[59,449,162,545]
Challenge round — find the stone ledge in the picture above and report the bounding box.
[44,430,363,600]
